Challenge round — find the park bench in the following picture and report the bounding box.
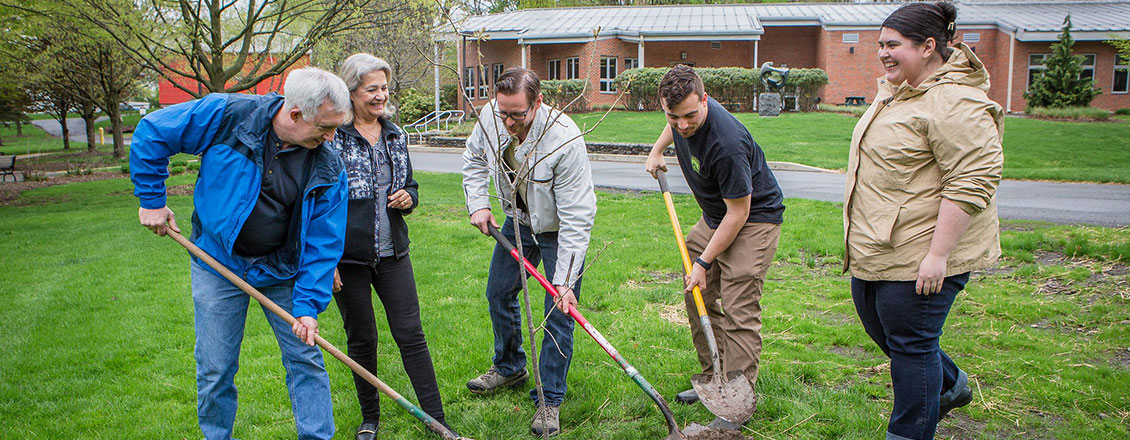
[0,154,15,182]
[845,96,867,106]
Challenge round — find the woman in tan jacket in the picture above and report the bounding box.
[843,3,1003,439]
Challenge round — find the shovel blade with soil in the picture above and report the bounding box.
[691,370,757,424]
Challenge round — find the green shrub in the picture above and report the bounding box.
[1024,16,1100,108]
[120,164,129,174]
[1027,106,1110,120]
[441,84,459,110]
[614,66,828,112]
[169,165,186,175]
[541,79,590,111]
[170,158,188,167]
[395,88,434,125]
[1115,108,1130,115]
[187,162,200,172]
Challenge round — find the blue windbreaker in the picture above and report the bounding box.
[130,93,348,318]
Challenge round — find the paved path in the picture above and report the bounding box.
[32,117,129,145]
[409,149,1130,228]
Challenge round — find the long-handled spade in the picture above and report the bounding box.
[653,170,757,425]
[166,230,470,440]
[487,225,687,440]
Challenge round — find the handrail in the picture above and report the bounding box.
[401,110,465,144]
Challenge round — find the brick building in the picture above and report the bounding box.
[157,55,311,106]
[453,1,1130,113]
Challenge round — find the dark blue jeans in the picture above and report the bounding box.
[486,217,582,406]
[851,273,970,440]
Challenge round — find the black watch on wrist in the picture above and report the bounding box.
[694,257,712,270]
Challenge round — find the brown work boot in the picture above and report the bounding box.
[530,404,560,437]
[466,366,528,394]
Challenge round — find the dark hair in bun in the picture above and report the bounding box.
[882,2,958,60]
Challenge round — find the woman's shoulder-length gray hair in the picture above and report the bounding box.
[338,53,392,92]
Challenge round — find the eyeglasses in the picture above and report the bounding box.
[495,104,534,122]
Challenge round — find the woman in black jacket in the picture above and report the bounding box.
[332,53,446,440]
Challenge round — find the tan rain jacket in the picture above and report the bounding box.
[843,43,1004,281]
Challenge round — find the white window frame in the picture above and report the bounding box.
[493,63,504,85]
[547,59,561,80]
[1114,54,1129,94]
[565,57,580,80]
[478,66,489,98]
[842,33,859,43]
[463,67,476,99]
[625,57,639,71]
[963,32,980,43]
[710,41,721,50]
[600,57,617,93]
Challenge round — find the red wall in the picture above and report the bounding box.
[158,55,310,106]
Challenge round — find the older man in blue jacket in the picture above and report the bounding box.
[130,67,351,440]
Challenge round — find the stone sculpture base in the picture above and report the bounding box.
[758,93,782,117]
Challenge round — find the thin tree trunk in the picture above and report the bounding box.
[15,118,22,136]
[59,115,71,150]
[83,113,97,153]
[109,105,124,158]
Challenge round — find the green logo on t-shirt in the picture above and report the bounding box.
[690,156,702,174]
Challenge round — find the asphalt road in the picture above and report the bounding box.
[29,118,1129,227]
[410,150,1130,228]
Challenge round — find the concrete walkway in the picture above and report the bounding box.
[31,117,131,145]
[409,148,1130,228]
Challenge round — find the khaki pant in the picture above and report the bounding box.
[684,219,780,387]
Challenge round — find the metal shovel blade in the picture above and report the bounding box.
[690,369,757,424]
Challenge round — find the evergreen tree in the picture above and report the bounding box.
[1024,15,1100,108]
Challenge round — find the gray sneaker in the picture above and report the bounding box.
[530,404,560,437]
[466,366,528,394]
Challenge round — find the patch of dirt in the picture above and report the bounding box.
[1027,319,1099,337]
[1107,347,1130,370]
[1035,250,1067,266]
[827,344,870,359]
[936,412,987,440]
[167,183,195,196]
[682,423,746,440]
[1036,278,1078,296]
[0,172,122,205]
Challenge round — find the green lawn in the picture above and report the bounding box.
[1,172,1127,439]
[568,111,1130,183]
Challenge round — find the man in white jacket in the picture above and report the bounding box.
[462,67,596,437]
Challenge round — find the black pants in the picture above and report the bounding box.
[334,256,445,425]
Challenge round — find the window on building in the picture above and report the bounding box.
[479,66,489,98]
[710,41,721,50]
[964,32,980,43]
[625,57,639,70]
[1080,54,1096,82]
[842,33,859,43]
[547,59,561,80]
[464,67,475,99]
[1030,53,1099,88]
[493,63,504,84]
[600,57,617,93]
[1114,54,1129,94]
[1027,53,1049,89]
[565,57,580,80]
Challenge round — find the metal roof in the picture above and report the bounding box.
[454,1,1130,42]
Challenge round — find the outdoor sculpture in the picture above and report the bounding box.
[758,62,790,117]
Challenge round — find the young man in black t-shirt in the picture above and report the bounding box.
[645,65,784,429]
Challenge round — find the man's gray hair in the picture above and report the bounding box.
[338,53,392,92]
[283,67,351,121]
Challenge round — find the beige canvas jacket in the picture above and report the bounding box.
[843,43,1004,281]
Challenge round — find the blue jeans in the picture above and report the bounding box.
[486,217,582,406]
[851,273,970,440]
[191,261,335,440]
